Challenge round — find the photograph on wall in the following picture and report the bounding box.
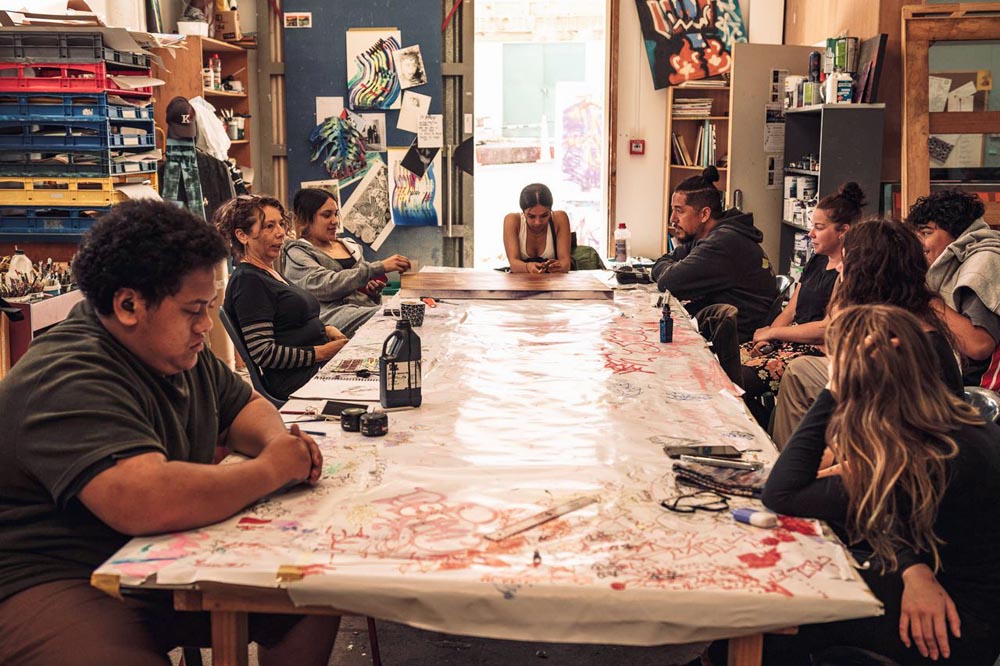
[357,113,387,151]
[346,28,402,110]
[299,179,341,209]
[340,157,395,250]
[400,138,439,178]
[392,45,428,89]
[397,91,431,133]
[388,146,441,227]
[633,0,747,89]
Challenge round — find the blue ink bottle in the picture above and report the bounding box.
[659,305,673,343]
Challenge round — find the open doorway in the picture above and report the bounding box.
[473,0,610,267]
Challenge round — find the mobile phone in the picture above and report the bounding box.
[679,454,763,470]
[663,445,743,459]
[321,400,369,418]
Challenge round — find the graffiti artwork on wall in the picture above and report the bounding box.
[634,0,747,89]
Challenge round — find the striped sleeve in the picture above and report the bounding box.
[241,321,316,369]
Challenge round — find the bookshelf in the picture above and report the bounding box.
[150,36,252,173]
[662,84,730,251]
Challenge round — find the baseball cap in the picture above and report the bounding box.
[165,96,197,139]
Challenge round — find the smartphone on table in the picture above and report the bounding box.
[663,444,742,459]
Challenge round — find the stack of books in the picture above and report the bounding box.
[673,98,713,118]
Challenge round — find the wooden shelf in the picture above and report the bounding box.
[670,165,728,171]
[671,116,730,121]
[230,139,249,145]
[203,88,247,98]
[785,168,820,176]
[201,37,246,53]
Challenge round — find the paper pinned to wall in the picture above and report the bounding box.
[300,179,341,209]
[346,29,402,110]
[392,44,428,89]
[316,97,344,124]
[928,76,951,113]
[341,158,394,250]
[417,114,443,148]
[397,91,431,133]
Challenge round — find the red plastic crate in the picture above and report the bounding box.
[0,62,152,96]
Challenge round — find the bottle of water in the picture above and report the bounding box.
[209,54,223,91]
[380,319,422,408]
[8,248,33,280]
[614,222,631,264]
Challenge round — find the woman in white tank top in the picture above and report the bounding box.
[502,183,573,273]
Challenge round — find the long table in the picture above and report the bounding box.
[93,276,881,665]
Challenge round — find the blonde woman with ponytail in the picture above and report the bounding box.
[762,304,1000,666]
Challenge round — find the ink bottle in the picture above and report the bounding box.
[659,305,673,343]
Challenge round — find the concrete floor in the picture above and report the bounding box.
[172,615,708,665]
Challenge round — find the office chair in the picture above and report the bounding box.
[764,274,794,325]
[218,307,285,408]
[964,386,1000,423]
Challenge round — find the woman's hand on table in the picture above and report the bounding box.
[382,254,411,274]
[364,279,385,297]
[325,325,347,342]
[524,262,546,274]
[900,563,961,661]
[315,336,348,362]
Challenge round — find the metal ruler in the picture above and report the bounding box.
[484,496,599,542]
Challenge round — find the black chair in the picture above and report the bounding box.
[218,307,285,408]
[765,274,795,325]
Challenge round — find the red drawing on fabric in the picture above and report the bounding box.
[669,39,703,84]
[738,548,781,568]
[237,517,273,529]
[761,531,796,546]
[601,320,668,374]
[611,581,627,590]
[778,516,820,536]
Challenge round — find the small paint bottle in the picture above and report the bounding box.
[659,305,673,343]
[731,508,778,528]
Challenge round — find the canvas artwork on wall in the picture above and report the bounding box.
[347,28,403,110]
[387,146,441,227]
[634,0,747,89]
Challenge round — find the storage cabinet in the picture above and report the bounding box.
[150,36,252,173]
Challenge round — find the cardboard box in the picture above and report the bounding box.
[214,10,242,42]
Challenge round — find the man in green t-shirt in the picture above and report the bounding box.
[0,200,339,665]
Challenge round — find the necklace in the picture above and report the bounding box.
[242,258,286,284]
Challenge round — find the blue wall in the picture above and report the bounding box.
[283,1,445,266]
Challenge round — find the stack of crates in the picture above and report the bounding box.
[0,30,158,241]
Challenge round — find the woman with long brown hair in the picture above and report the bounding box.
[762,304,1000,665]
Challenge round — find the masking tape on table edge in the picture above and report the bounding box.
[276,565,305,582]
[90,572,122,600]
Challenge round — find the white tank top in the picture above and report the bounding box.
[518,214,556,261]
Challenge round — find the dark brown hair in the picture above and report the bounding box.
[675,166,724,219]
[817,181,866,226]
[212,194,286,261]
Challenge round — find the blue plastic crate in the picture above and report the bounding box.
[0,119,155,151]
[0,92,154,123]
[0,150,157,177]
[0,205,110,237]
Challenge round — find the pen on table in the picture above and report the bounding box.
[302,430,326,436]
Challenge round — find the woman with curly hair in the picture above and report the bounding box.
[738,182,865,425]
[762,304,1000,665]
[215,195,348,401]
[771,218,964,447]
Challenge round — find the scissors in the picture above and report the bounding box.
[420,296,438,308]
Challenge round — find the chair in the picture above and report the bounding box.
[764,274,794,325]
[964,386,1000,423]
[218,307,285,408]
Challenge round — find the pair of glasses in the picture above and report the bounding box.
[659,491,729,513]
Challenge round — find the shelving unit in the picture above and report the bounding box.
[150,36,252,173]
[662,84,730,252]
[779,103,884,274]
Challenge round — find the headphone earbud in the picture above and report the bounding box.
[122,300,135,312]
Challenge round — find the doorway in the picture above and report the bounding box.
[473,0,610,267]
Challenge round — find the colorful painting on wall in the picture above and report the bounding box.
[633,0,747,89]
[346,28,403,110]
[387,145,441,227]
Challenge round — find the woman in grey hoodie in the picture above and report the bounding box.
[283,188,411,337]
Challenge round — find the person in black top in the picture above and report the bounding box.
[738,183,865,425]
[762,304,1000,665]
[214,195,348,400]
[651,166,778,342]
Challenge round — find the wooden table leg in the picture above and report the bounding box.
[728,633,763,666]
[211,610,249,666]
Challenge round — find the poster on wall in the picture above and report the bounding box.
[341,158,395,250]
[299,179,341,209]
[346,28,402,110]
[387,145,441,227]
[633,0,747,89]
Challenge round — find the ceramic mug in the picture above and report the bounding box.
[400,300,425,327]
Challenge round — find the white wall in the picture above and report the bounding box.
[614,0,753,259]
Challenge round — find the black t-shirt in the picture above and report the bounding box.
[792,254,839,325]
[225,263,327,399]
[763,389,1000,626]
[0,301,252,602]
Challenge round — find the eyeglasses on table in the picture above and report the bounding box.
[659,490,729,513]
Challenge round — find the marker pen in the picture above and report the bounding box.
[731,508,778,528]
